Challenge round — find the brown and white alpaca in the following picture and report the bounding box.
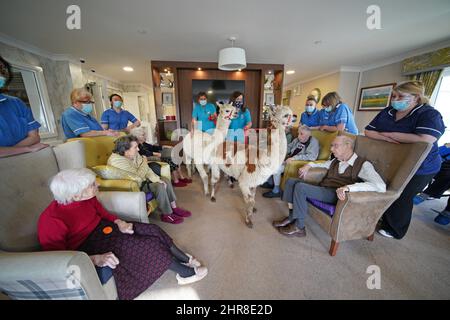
[215,105,294,228]
[183,103,237,202]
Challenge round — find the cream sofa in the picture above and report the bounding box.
[0,141,148,300]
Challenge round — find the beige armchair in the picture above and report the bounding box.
[0,143,148,300]
[300,135,432,256]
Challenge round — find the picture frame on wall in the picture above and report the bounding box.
[162,92,173,105]
[265,92,275,105]
[358,83,396,111]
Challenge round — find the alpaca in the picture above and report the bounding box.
[183,103,237,202]
[215,105,294,228]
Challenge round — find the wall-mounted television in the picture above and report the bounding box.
[192,80,245,105]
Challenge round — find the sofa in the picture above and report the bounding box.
[0,143,149,299]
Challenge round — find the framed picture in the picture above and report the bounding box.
[265,93,275,105]
[162,92,173,105]
[358,83,396,111]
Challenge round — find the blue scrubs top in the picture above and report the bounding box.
[0,94,41,147]
[320,103,359,134]
[365,104,446,175]
[300,109,320,127]
[227,108,252,143]
[192,103,216,133]
[101,108,138,130]
[61,106,104,139]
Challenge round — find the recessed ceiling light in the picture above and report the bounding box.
[207,90,213,94]
[286,70,295,75]
[123,66,134,72]
[268,71,272,74]
[164,68,168,72]
[197,67,202,71]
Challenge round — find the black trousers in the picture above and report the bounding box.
[382,173,435,239]
[423,160,450,198]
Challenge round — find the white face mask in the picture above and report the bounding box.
[199,100,207,106]
[305,105,315,113]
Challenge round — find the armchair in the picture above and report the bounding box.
[299,135,432,256]
[0,145,148,300]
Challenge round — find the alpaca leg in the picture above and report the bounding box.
[196,164,209,196]
[250,187,257,213]
[185,155,193,178]
[239,183,255,228]
[210,164,220,202]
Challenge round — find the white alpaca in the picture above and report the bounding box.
[183,103,237,202]
[214,105,294,228]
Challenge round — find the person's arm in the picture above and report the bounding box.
[101,124,109,130]
[0,130,48,158]
[92,197,118,222]
[79,130,118,137]
[381,132,437,144]
[346,161,386,193]
[124,112,141,133]
[308,159,333,169]
[320,123,345,132]
[364,129,400,144]
[100,111,109,130]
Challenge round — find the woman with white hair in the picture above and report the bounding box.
[38,168,208,300]
[130,127,191,187]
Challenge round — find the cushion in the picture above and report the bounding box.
[92,165,142,184]
[0,279,87,300]
[307,198,336,217]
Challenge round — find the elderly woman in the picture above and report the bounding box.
[130,127,192,187]
[263,125,320,198]
[108,135,191,224]
[365,81,446,239]
[61,88,120,139]
[38,168,208,300]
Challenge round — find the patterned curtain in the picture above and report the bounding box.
[409,70,443,97]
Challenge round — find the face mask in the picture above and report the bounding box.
[81,103,93,114]
[234,101,244,109]
[324,106,333,113]
[391,99,411,111]
[305,105,315,113]
[199,100,207,106]
[113,100,123,108]
[0,76,6,88]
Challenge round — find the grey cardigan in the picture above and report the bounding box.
[286,136,320,161]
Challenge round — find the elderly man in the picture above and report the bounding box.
[61,88,120,139]
[273,135,386,237]
[263,125,320,198]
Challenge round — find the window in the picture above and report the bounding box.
[431,68,450,146]
[4,62,57,139]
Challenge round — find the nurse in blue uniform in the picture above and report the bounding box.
[191,92,217,134]
[101,94,141,133]
[365,81,446,239]
[319,92,358,134]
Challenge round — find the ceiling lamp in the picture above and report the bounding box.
[218,37,246,71]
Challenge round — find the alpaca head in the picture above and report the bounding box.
[270,105,294,128]
[216,102,238,121]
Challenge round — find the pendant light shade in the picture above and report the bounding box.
[218,37,247,71]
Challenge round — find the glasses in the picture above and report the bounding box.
[79,99,94,103]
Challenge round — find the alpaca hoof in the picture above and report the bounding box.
[245,220,253,228]
[211,196,216,202]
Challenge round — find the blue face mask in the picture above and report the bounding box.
[199,100,207,106]
[305,105,315,113]
[113,100,123,108]
[81,103,93,114]
[234,101,244,109]
[324,106,333,113]
[0,76,6,88]
[391,99,411,111]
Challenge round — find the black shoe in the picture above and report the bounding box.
[261,182,275,189]
[263,190,281,198]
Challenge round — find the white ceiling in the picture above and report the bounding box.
[1,0,450,86]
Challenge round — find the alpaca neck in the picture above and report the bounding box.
[270,123,287,164]
[213,118,231,144]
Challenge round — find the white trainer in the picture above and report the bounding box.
[182,253,202,268]
[176,266,208,285]
[378,229,394,239]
